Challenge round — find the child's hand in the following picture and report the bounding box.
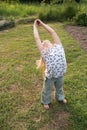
[36,19,41,26]
[34,19,42,26]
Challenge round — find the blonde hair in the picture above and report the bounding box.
[36,41,54,77]
[36,57,46,77]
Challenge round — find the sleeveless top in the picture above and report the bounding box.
[41,44,67,79]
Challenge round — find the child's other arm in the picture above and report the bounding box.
[33,21,43,52]
[39,20,61,44]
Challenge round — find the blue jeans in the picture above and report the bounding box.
[41,76,65,105]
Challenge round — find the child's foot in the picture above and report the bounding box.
[63,99,67,104]
[58,99,67,104]
[44,104,49,109]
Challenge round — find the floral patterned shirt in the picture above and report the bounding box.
[41,44,67,79]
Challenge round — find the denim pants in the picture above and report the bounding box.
[41,76,65,105]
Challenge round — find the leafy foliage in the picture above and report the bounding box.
[75,13,87,26]
[39,4,78,22]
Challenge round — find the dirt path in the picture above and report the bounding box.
[65,25,87,51]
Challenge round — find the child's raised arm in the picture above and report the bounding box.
[37,19,61,44]
[33,20,43,52]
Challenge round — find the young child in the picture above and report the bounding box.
[33,19,67,109]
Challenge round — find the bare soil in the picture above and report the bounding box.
[40,110,70,130]
[65,25,87,51]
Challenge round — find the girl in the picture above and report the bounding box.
[33,19,67,109]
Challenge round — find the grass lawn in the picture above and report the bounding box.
[0,22,87,130]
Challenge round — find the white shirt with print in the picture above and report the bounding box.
[41,44,67,79]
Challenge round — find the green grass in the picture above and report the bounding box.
[0,22,87,130]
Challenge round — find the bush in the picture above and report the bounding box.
[62,6,77,20]
[75,12,87,26]
[39,5,78,22]
[39,6,62,21]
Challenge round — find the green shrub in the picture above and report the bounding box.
[62,6,77,20]
[75,12,87,26]
[39,6,62,21]
[39,5,78,22]
[0,2,41,19]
